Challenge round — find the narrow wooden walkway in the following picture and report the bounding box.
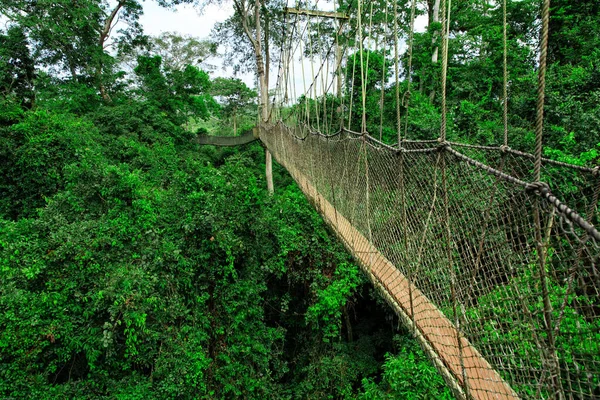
[194,130,258,146]
[275,155,519,400]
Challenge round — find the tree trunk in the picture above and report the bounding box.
[343,304,353,342]
[253,0,273,194]
[264,9,270,98]
[233,0,273,194]
[96,1,124,103]
[431,0,440,64]
[336,0,344,100]
[68,62,78,82]
[429,0,441,102]
[265,149,273,194]
[335,43,342,97]
[233,112,237,136]
[253,0,268,123]
[427,0,434,25]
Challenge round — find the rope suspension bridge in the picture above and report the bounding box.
[208,0,600,398]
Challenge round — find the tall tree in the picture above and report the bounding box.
[212,77,257,135]
[134,55,213,125]
[428,0,441,101]
[0,25,36,110]
[0,0,199,102]
[548,0,600,66]
[118,31,217,76]
[151,32,217,71]
[207,0,282,193]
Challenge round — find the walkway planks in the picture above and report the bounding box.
[275,155,519,400]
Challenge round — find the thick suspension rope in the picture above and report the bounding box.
[532,0,564,398]
[438,0,470,395]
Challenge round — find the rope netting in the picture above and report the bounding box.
[261,0,600,398]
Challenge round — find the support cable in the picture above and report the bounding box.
[439,0,451,142]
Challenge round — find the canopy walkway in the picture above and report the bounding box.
[206,0,600,397]
[258,123,599,400]
[194,130,258,146]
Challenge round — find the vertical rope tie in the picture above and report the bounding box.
[335,18,345,130]
[403,0,417,142]
[357,0,366,133]
[307,15,320,132]
[439,0,451,142]
[502,0,509,147]
[393,0,401,145]
[378,2,388,141]
[347,25,358,129]
[534,0,550,181]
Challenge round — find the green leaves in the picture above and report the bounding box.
[359,336,454,399]
[306,262,364,342]
[150,32,217,71]
[211,77,257,135]
[0,110,103,219]
[0,26,36,110]
[134,55,214,126]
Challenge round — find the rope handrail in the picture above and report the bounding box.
[277,120,599,173]
[267,120,600,243]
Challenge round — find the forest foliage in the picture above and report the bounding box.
[1,0,599,398]
[0,0,456,398]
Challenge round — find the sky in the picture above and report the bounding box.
[139,2,231,38]
[138,1,335,99]
[138,2,247,80]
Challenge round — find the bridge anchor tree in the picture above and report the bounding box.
[205,0,274,193]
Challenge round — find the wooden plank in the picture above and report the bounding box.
[267,144,519,400]
[285,7,349,20]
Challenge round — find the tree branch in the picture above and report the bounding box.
[233,0,258,51]
[100,0,125,48]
